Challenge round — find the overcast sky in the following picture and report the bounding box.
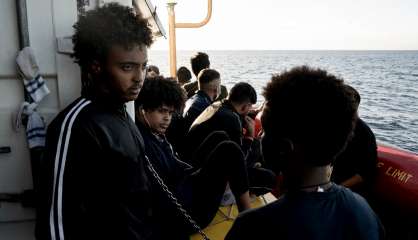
[150,0,418,50]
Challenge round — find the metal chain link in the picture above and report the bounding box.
[144,155,210,240]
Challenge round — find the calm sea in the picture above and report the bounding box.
[149,50,418,153]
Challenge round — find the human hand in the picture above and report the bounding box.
[243,115,255,138]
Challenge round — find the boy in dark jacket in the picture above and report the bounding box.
[332,86,378,197]
[135,77,251,239]
[36,4,154,239]
[187,82,276,194]
[226,66,384,240]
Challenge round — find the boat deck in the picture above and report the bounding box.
[191,193,277,240]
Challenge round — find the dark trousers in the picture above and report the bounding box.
[184,131,249,229]
[190,131,276,196]
[150,131,249,239]
[248,166,276,195]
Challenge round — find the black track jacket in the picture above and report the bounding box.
[35,97,153,240]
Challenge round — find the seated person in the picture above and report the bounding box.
[332,86,377,196]
[146,64,160,78]
[177,66,192,86]
[226,66,384,240]
[183,52,228,100]
[135,77,251,238]
[187,82,255,159]
[187,82,276,194]
[183,68,221,132]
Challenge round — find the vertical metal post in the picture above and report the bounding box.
[16,0,40,201]
[166,0,212,79]
[16,0,30,49]
[167,1,177,78]
[16,0,31,103]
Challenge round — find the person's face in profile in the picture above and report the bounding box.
[238,102,253,116]
[102,44,148,102]
[208,78,221,101]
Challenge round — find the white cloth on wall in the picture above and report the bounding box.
[16,47,50,103]
[15,102,47,148]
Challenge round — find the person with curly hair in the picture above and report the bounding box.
[226,66,384,240]
[135,77,251,239]
[36,3,155,239]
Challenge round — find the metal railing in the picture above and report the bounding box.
[167,0,213,78]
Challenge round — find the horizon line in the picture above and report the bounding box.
[150,49,418,51]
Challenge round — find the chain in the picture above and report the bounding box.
[144,155,210,240]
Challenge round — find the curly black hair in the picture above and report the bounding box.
[72,3,153,69]
[135,76,186,112]
[191,52,210,77]
[262,65,357,166]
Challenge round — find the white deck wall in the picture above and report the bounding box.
[0,1,142,239]
[0,0,81,238]
[1,1,139,238]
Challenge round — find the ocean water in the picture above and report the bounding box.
[149,50,418,153]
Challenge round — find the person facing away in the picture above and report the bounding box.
[183,51,228,100]
[36,4,155,239]
[332,86,378,197]
[182,68,221,132]
[226,66,385,240]
[186,82,276,193]
[177,66,192,86]
[134,77,251,239]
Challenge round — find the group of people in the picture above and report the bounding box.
[35,3,384,240]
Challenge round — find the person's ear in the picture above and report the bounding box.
[261,134,294,173]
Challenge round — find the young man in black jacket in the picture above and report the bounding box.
[36,4,155,239]
[182,68,221,132]
[226,66,384,240]
[332,86,378,197]
[174,68,221,159]
[187,82,257,161]
[186,82,276,193]
[135,77,251,239]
